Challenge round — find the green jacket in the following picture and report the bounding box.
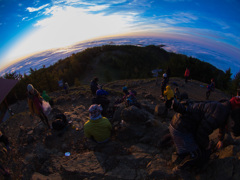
[42,90,51,102]
[84,117,112,143]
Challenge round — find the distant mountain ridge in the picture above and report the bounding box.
[3,44,234,105]
[1,36,238,77]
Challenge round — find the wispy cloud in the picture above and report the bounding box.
[26,4,50,13]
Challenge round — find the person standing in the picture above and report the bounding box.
[184,68,190,83]
[161,73,168,97]
[90,77,99,96]
[27,84,51,128]
[206,78,215,99]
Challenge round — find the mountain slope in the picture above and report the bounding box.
[1,77,239,179]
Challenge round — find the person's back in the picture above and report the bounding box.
[84,104,112,143]
[164,85,174,100]
[169,99,240,173]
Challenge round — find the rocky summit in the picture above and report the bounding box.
[1,77,240,180]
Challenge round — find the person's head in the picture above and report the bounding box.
[211,78,214,82]
[166,85,171,91]
[93,77,99,82]
[27,84,34,93]
[228,108,240,137]
[88,104,103,120]
[163,73,167,78]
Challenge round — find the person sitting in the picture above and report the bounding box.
[115,86,130,105]
[84,104,112,143]
[169,98,240,174]
[92,89,110,117]
[206,78,215,99]
[125,90,141,108]
[161,85,174,117]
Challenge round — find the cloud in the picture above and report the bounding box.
[26,4,50,12]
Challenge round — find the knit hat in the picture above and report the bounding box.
[88,104,103,120]
[27,84,34,92]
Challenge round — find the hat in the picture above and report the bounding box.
[88,104,103,120]
[163,73,167,78]
[122,86,128,92]
[27,84,34,92]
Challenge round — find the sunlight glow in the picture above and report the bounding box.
[2,6,136,63]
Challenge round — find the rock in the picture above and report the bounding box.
[31,172,62,180]
[154,104,166,116]
[121,106,149,123]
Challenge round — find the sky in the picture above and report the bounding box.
[0,0,240,74]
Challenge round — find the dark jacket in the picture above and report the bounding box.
[91,80,98,95]
[171,100,231,149]
[92,96,110,116]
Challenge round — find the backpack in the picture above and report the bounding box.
[52,114,67,131]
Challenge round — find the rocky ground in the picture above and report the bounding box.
[1,77,240,180]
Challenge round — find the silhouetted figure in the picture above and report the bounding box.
[184,68,190,83]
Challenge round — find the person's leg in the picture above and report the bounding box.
[169,125,200,172]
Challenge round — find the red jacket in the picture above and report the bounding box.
[184,69,190,77]
[230,96,240,109]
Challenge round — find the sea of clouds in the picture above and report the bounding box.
[0,36,239,77]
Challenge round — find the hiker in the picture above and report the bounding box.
[206,78,215,99]
[161,85,174,117]
[161,73,168,97]
[184,68,190,83]
[0,131,10,177]
[84,104,112,143]
[115,86,130,105]
[169,98,240,174]
[126,90,141,108]
[64,82,69,94]
[92,89,110,117]
[27,84,51,128]
[166,66,171,81]
[174,87,181,100]
[42,90,54,106]
[230,88,240,109]
[90,77,99,96]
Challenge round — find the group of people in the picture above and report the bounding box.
[85,77,141,143]
[6,75,238,177]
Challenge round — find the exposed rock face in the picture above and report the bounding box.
[2,78,239,180]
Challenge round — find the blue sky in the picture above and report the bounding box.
[0,0,240,74]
